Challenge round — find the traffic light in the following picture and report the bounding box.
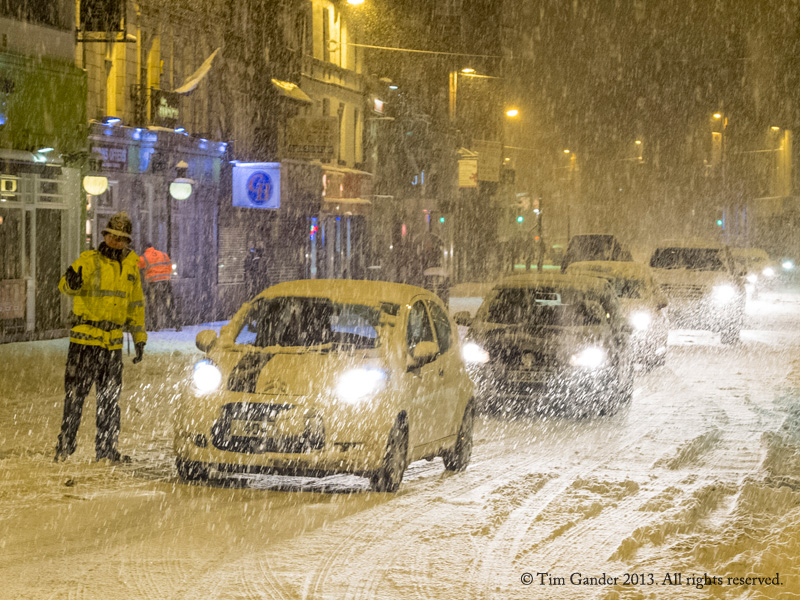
[516,215,524,223]
[715,209,725,229]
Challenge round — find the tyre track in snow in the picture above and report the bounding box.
[292,393,670,600]
[509,333,795,599]
[263,424,575,600]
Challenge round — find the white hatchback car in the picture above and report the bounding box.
[174,280,474,492]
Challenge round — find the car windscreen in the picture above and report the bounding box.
[485,288,603,326]
[235,297,381,348]
[650,248,726,271]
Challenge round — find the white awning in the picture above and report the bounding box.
[175,48,220,95]
[271,79,313,103]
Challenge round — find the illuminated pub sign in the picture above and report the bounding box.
[232,163,281,209]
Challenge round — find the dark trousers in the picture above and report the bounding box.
[145,280,181,330]
[56,342,123,460]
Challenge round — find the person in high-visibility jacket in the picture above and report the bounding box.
[138,242,181,331]
[54,212,147,463]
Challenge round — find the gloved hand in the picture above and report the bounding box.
[133,342,145,364]
[65,266,83,290]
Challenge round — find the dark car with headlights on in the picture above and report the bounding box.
[454,274,634,416]
[649,239,745,344]
[566,260,669,369]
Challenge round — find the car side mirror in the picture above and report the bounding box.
[196,329,218,353]
[407,341,439,370]
[453,311,472,326]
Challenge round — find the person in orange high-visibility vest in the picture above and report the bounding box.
[138,242,182,331]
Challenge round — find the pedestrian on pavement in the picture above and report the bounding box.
[55,212,147,463]
[138,241,182,331]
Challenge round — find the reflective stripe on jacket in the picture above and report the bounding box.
[59,249,147,349]
[137,247,173,282]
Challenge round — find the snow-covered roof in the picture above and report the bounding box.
[566,260,654,281]
[254,279,428,306]
[494,272,614,294]
[653,238,725,250]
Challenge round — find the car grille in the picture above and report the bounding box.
[211,402,325,454]
[492,346,554,369]
[660,283,707,299]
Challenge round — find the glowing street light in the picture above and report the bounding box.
[505,108,519,118]
[347,0,365,4]
[461,67,476,74]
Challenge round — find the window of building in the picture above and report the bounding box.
[322,7,331,63]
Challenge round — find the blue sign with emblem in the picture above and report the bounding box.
[233,163,281,209]
[247,171,272,205]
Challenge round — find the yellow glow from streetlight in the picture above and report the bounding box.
[506,108,519,118]
[461,67,475,74]
[713,113,722,119]
[635,140,642,145]
[771,126,781,131]
[563,149,571,154]
[347,0,365,4]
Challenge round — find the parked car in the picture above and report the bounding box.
[175,280,474,492]
[649,239,745,344]
[560,234,634,271]
[730,247,777,298]
[454,273,634,416]
[565,260,669,368]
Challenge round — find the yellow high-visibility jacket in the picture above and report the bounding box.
[59,248,147,350]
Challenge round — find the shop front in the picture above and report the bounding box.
[86,122,226,325]
[0,151,82,341]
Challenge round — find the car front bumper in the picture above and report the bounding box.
[174,392,392,476]
[469,364,617,408]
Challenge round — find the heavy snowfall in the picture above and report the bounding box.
[1,287,800,600]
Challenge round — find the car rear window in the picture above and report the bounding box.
[569,236,614,260]
[650,248,725,271]
[485,288,603,326]
[235,297,381,349]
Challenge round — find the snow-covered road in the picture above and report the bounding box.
[2,291,800,599]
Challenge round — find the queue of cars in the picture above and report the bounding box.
[173,236,777,490]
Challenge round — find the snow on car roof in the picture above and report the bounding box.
[494,272,614,293]
[653,238,725,250]
[253,278,431,307]
[566,260,653,280]
[730,247,770,260]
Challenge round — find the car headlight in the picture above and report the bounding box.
[711,284,737,303]
[192,360,223,395]
[762,267,775,278]
[630,311,652,331]
[569,347,607,369]
[462,342,490,365]
[335,368,386,404]
[746,274,758,284]
[782,260,794,271]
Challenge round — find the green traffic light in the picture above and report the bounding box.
[439,217,445,223]
[716,219,723,226]
[517,215,524,223]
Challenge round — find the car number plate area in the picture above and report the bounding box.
[230,419,274,438]
[508,369,551,383]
